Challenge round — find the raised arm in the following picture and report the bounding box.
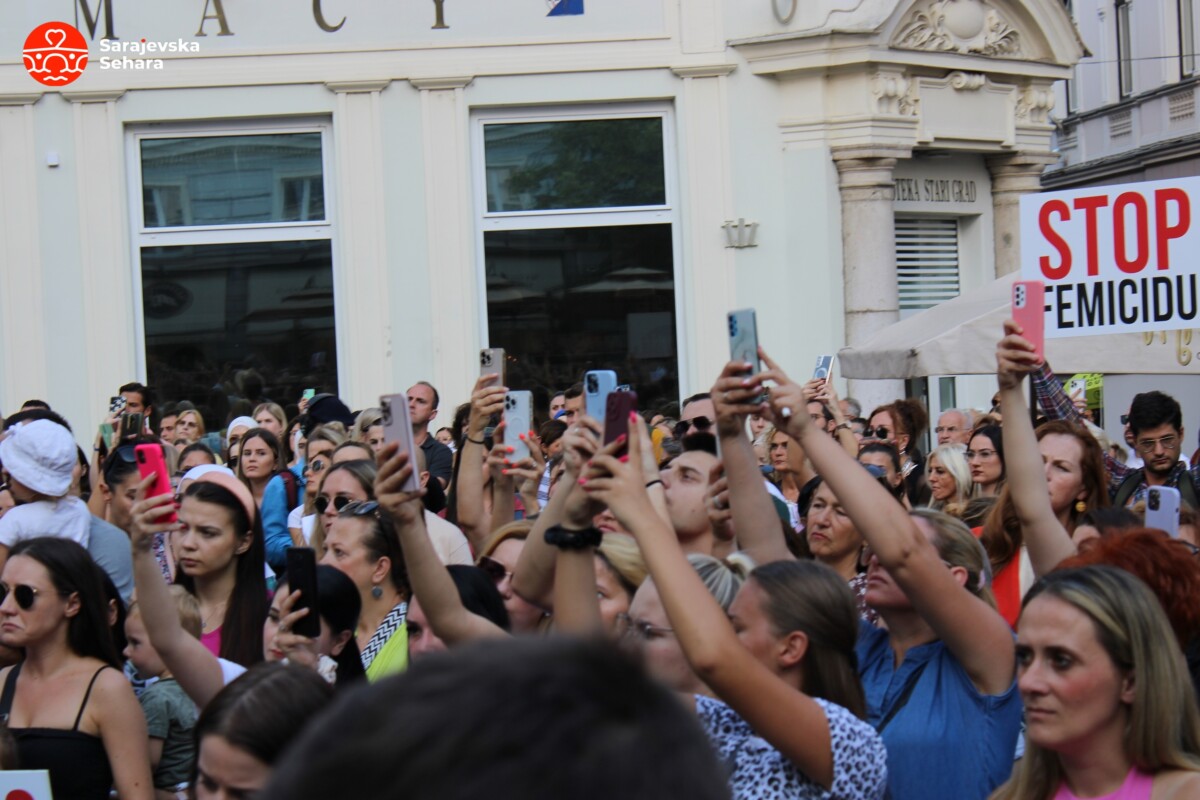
[377,443,508,645]
[759,349,1015,696]
[816,377,861,457]
[511,418,603,610]
[583,416,837,790]
[455,376,507,552]
[128,476,226,708]
[712,361,794,565]
[997,321,1076,577]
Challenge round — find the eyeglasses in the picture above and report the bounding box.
[226,456,238,470]
[478,556,514,584]
[1135,435,1179,454]
[862,427,892,440]
[673,416,713,437]
[966,449,997,460]
[314,495,353,515]
[614,612,673,641]
[1120,414,1130,426]
[934,426,960,435]
[0,582,46,611]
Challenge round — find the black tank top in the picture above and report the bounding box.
[0,663,115,800]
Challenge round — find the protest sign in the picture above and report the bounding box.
[0,770,52,800]
[1020,176,1199,338]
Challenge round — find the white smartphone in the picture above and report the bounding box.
[380,393,420,492]
[1069,378,1087,400]
[480,348,506,386]
[584,370,618,423]
[1146,486,1181,538]
[813,355,835,380]
[504,390,533,464]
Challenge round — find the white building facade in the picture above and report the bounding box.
[0,0,1082,435]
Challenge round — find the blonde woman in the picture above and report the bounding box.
[926,443,971,512]
[992,566,1200,800]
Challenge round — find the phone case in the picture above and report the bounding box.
[1069,379,1088,400]
[285,547,321,639]
[584,370,618,423]
[813,355,834,380]
[120,412,145,442]
[504,391,533,464]
[1146,487,1181,538]
[380,393,420,492]
[480,348,506,386]
[604,391,639,452]
[727,310,760,373]
[135,444,177,524]
[109,396,126,415]
[1012,281,1046,361]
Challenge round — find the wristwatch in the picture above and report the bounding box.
[544,524,602,550]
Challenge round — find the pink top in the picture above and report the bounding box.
[1053,767,1153,800]
[201,627,222,658]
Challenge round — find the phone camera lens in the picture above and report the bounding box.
[1150,494,1160,510]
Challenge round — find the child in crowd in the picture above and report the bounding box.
[125,586,201,800]
[0,419,93,566]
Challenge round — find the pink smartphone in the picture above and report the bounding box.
[1012,280,1045,361]
[135,444,177,524]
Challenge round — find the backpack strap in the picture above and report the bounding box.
[1113,470,1144,509]
[1181,470,1199,511]
[278,470,299,510]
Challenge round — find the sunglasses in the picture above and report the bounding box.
[308,459,328,475]
[862,427,892,440]
[673,416,713,437]
[112,445,137,463]
[478,556,514,584]
[314,495,352,515]
[226,456,239,470]
[1120,414,1130,425]
[0,582,46,611]
[341,500,381,517]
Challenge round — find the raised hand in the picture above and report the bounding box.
[996,318,1042,391]
[129,474,181,553]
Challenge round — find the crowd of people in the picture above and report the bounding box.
[0,318,1199,799]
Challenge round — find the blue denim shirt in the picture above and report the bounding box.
[857,623,1022,800]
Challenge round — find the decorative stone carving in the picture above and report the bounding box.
[1015,84,1054,124]
[947,71,986,90]
[893,0,1022,58]
[872,71,919,116]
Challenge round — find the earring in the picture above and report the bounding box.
[1075,500,1087,514]
[371,584,383,600]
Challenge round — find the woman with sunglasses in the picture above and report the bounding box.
[320,493,410,682]
[477,522,551,634]
[289,425,345,549]
[755,350,1020,800]
[864,400,931,507]
[0,537,154,800]
[310,460,375,555]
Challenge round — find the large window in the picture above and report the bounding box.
[1117,0,1134,98]
[476,111,678,413]
[131,126,336,431]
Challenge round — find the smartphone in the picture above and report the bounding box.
[604,390,639,456]
[728,309,766,403]
[813,355,835,381]
[135,444,177,524]
[480,348,506,386]
[584,370,618,423]
[1146,486,1181,538]
[98,422,115,452]
[380,393,420,492]
[109,396,127,416]
[1012,280,1046,361]
[1069,378,1087,401]
[504,391,533,464]
[120,412,145,442]
[285,547,321,639]
[301,388,316,403]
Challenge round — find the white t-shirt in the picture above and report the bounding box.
[0,496,92,549]
[425,511,473,566]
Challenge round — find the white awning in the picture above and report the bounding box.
[837,274,1199,378]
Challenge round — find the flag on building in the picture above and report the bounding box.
[548,0,584,16]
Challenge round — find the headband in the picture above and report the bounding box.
[191,471,258,527]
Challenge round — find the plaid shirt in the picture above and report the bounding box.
[1031,363,1200,505]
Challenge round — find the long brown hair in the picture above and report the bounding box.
[981,420,1109,573]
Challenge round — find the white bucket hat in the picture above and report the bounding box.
[0,419,77,497]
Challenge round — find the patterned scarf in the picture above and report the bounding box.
[360,602,407,671]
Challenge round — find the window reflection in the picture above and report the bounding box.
[142,240,336,431]
[484,119,666,212]
[140,133,325,228]
[485,225,676,412]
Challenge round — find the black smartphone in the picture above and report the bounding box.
[604,390,638,457]
[119,412,144,442]
[285,547,321,639]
